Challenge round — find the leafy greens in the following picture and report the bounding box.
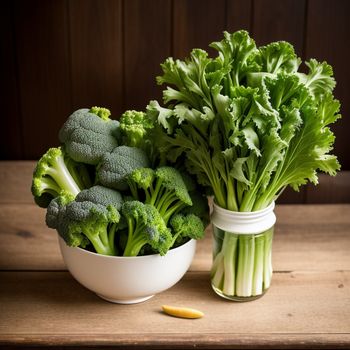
[148,30,341,212]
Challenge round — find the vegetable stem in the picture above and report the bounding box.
[211,228,274,299]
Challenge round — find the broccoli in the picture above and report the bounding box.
[62,201,119,256]
[128,166,192,224]
[45,192,75,229]
[96,146,150,191]
[46,185,122,256]
[122,201,172,256]
[31,147,90,208]
[119,110,154,148]
[76,185,123,210]
[127,167,155,200]
[119,109,165,167]
[170,213,205,246]
[59,107,120,165]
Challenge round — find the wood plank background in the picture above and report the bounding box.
[1,0,349,204]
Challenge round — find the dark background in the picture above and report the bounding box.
[1,0,349,203]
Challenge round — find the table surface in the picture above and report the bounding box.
[0,161,349,349]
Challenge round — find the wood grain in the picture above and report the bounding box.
[1,202,349,272]
[0,204,64,270]
[1,334,350,349]
[226,0,252,33]
[124,0,171,111]
[2,0,350,176]
[69,0,124,118]
[252,0,306,56]
[172,0,226,59]
[306,171,350,203]
[0,161,35,204]
[0,271,349,346]
[13,0,72,158]
[305,0,350,170]
[0,1,23,159]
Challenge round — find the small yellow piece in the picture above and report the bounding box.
[162,305,204,319]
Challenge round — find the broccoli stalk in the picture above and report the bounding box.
[128,167,192,224]
[122,201,172,256]
[31,147,89,207]
[68,207,118,256]
[58,201,120,256]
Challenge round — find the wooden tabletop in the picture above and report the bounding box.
[0,161,350,349]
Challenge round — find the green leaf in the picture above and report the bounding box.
[258,128,286,191]
[229,157,252,186]
[297,59,336,99]
[269,93,340,194]
[173,103,214,134]
[210,30,260,86]
[279,106,302,144]
[241,125,261,157]
[258,41,301,74]
[146,100,175,133]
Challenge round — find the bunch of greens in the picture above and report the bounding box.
[147,30,341,297]
[31,107,207,257]
[148,30,340,212]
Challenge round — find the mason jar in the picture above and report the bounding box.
[210,202,276,301]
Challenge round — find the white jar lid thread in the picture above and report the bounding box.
[211,202,276,235]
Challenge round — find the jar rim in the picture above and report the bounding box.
[211,201,276,234]
[212,201,275,218]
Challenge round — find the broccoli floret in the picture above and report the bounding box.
[119,110,154,147]
[170,213,205,246]
[46,192,75,229]
[119,109,164,167]
[59,107,120,165]
[61,201,120,255]
[127,167,155,200]
[96,146,150,191]
[128,166,192,224]
[76,185,123,210]
[46,185,123,256]
[31,147,90,208]
[122,201,172,256]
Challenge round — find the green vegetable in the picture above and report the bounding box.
[46,185,122,256]
[119,110,153,148]
[31,147,91,208]
[170,213,205,246]
[45,192,75,229]
[150,30,341,298]
[96,146,150,191]
[119,109,163,167]
[122,200,172,256]
[76,185,123,210]
[59,107,120,165]
[128,166,192,224]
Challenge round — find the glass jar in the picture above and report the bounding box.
[210,202,276,301]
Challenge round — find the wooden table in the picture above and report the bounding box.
[0,161,349,349]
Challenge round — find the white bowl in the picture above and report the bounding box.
[58,236,196,304]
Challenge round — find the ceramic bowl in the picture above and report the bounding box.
[58,236,196,304]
